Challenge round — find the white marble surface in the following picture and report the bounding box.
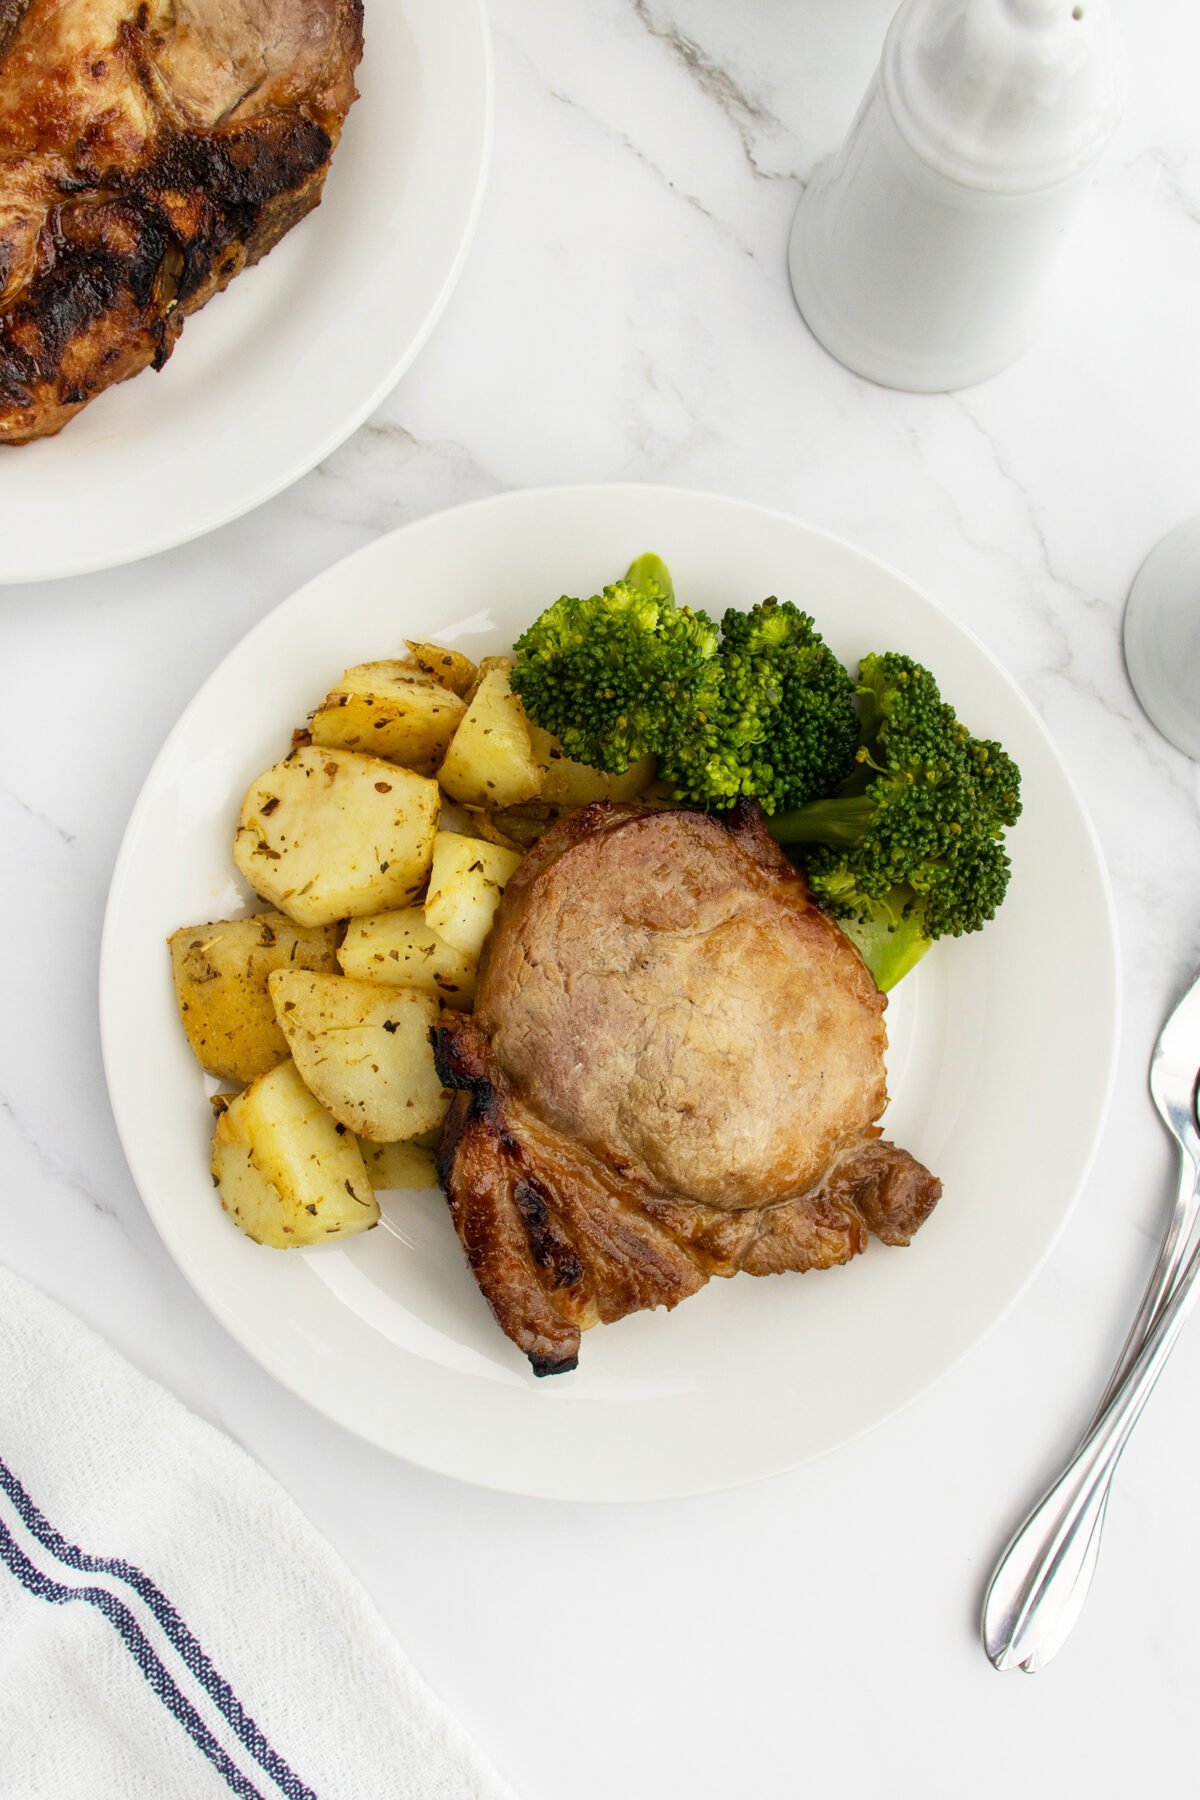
[3,1,1200,1794]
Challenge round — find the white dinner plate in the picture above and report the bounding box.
[101,486,1120,1502]
[0,2,491,585]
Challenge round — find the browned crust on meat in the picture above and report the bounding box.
[437,1015,710,1375]
[434,802,942,1375]
[0,0,363,443]
[435,1011,941,1376]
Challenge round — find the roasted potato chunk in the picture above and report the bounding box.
[233,745,439,928]
[338,907,476,1008]
[528,724,657,807]
[462,654,516,705]
[169,912,340,1084]
[403,641,477,699]
[211,1060,378,1248]
[437,666,543,810]
[310,662,466,773]
[269,971,448,1142]
[424,831,522,959]
[357,1138,439,1190]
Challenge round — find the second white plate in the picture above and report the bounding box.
[0,1,491,584]
[101,485,1120,1501]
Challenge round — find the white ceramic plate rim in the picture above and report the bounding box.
[0,2,492,585]
[100,484,1121,1501]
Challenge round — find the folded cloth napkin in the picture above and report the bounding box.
[0,1266,517,1800]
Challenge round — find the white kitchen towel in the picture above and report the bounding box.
[0,1266,517,1800]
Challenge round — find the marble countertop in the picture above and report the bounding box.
[4,1,1200,1794]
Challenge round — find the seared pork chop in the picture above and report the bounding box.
[434,802,941,1374]
[0,0,362,444]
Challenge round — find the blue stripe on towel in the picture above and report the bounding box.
[0,1458,317,1800]
[0,1515,268,1800]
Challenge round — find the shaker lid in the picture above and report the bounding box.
[882,0,1124,191]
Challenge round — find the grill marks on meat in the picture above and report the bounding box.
[0,0,362,443]
[434,802,942,1375]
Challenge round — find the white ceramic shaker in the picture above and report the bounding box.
[788,0,1124,392]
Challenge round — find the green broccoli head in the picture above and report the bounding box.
[514,571,857,811]
[511,555,720,775]
[661,598,859,813]
[770,652,1022,985]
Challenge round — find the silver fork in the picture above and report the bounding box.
[982,966,1200,1672]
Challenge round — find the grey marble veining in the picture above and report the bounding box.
[1,2,1199,1796]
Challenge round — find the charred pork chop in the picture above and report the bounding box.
[0,0,362,444]
[434,801,941,1375]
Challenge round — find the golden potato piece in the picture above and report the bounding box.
[462,654,516,705]
[233,745,439,928]
[357,1138,439,1190]
[424,830,522,959]
[310,662,466,773]
[269,971,448,1142]
[403,641,478,699]
[169,912,340,1084]
[527,724,657,807]
[212,1061,378,1248]
[338,908,476,1008]
[437,666,543,810]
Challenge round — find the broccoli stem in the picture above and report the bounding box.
[839,914,931,993]
[768,794,877,849]
[624,553,675,603]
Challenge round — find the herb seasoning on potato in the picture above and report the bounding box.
[167,557,1019,1382]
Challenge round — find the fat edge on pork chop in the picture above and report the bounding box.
[434,800,942,1375]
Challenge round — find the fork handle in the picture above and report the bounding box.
[982,1143,1199,1671]
[1096,1145,1200,1417]
[983,1217,1200,1671]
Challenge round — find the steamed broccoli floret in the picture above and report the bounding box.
[511,555,720,775]
[770,652,1022,989]
[661,598,859,813]
[512,564,857,812]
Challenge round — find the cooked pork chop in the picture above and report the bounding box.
[0,0,362,444]
[434,802,941,1375]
